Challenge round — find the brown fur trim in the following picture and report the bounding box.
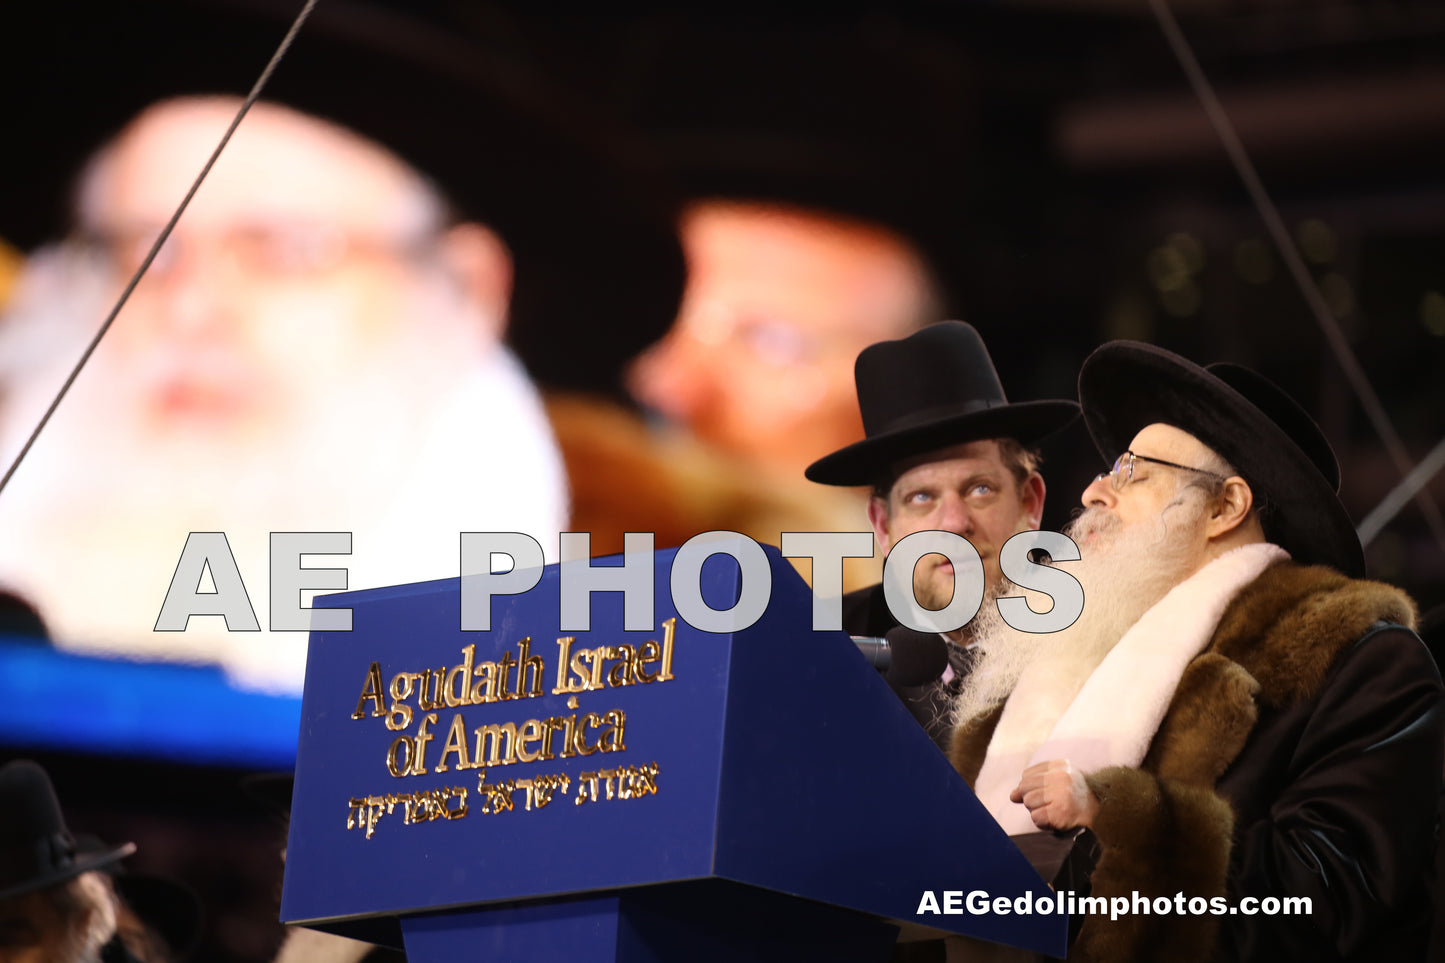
[942,561,1421,963]
[1075,768,1233,963]
[949,703,1004,788]
[1211,562,1417,709]
[1142,653,1259,787]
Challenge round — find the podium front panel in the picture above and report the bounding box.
[280,543,1066,958]
[282,553,733,924]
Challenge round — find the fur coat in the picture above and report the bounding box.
[949,561,1445,962]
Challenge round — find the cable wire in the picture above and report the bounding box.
[1357,434,1445,547]
[1148,0,1445,554]
[0,0,321,498]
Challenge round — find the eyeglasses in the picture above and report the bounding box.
[1103,450,1228,491]
[78,221,437,281]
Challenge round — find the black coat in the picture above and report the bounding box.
[951,561,1445,962]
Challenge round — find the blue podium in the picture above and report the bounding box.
[281,543,1065,960]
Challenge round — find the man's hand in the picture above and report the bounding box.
[1010,759,1099,831]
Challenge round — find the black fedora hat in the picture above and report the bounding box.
[1078,341,1364,577]
[804,321,1078,486]
[2,0,684,400]
[0,760,136,902]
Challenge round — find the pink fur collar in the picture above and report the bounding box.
[976,542,1289,835]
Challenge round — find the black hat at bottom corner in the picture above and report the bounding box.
[1077,341,1364,578]
[804,321,1079,487]
[0,760,135,902]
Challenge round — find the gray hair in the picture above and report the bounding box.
[43,871,120,963]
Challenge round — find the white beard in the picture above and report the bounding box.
[952,494,1208,729]
[0,245,568,692]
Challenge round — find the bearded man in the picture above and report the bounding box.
[805,321,1077,750]
[0,0,695,693]
[0,96,567,692]
[0,761,141,963]
[950,343,1444,962]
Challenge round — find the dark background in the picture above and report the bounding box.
[6,1,1444,960]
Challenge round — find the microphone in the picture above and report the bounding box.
[850,627,949,687]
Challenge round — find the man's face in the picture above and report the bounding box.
[0,95,538,676]
[78,97,460,449]
[1074,423,1218,562]
[960,433,1223,726]
[867,440,1044,610]
[628,201,934,479]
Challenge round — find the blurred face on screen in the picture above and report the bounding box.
[0,94,522,513]
[71,96,508,460]
[0,96,565,683]
[628,201,937,480]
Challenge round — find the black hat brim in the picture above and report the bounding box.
[1078,342,1364,577]
[0,841,135,903]
[804,399,1079,487]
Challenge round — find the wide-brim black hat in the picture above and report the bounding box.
[805,321,1078,486]
[1078,341,1364,577]
[3,0,684,400]
[0,760,136,902]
